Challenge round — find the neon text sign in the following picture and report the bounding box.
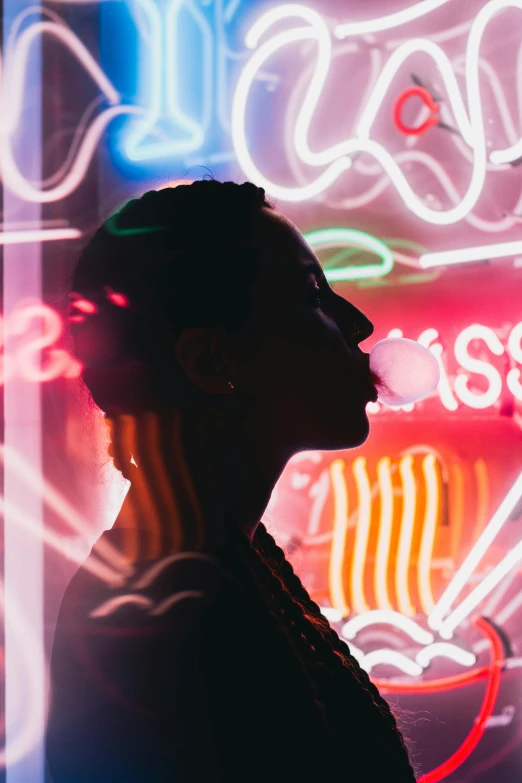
[369,322,522,413]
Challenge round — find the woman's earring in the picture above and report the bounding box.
[227,380,235,392]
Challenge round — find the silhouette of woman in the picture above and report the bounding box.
[46,180,417,782]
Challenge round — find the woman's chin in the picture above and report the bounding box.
[320,410,370,451]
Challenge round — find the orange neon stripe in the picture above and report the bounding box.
[133,414,161,558]
[119,415,159,562]
[472,459,489,543]
[171,410,205,549]
[395,456,416,616]
[142,413,182,555]
[449,462,465,565]
[328,460,350,617]
[417,455,439,614]
[350,457,371,614]
[375,458,394,611]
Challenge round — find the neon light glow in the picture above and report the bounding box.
[416,643,477,668]
[373,666,490,695]
[420,240,522,267]
[341,610,435,645]
[334,0,452,37]
[418,618,503,783]
[428,470,522,632]
[0,229,81,244]
[439,536,522,638]
[6,2,522,779]
[0,445,132,581]
[453,325,504,410]
[417,455,439,615]
[374,458,394,612]
[232,0,522,240]
[328,459,350,616]
[3,304,522,422]
[393,86,440,137]
[304,228,394,281]
[363,649,423,677]
[2,16,140,203]
[507,321,522,401]
[123,0,206,161]
[233,1,522,225]
[350,457,372,615]
[395,456,416,616]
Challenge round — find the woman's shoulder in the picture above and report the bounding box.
[59,528,241,638]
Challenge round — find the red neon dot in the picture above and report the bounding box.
[393,86,440,137]
[107,291,130,308]
[72,298,97,314]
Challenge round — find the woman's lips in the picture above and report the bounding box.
[364,380,379,403]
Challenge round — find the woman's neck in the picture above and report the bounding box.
[111,406,289,548]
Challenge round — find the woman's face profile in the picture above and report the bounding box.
[233,208,377,454]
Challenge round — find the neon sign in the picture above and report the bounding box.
[3,302,522,420]
[232,0,522,229]
[3,0,522,240]
[120,0,248,162]
[0,304,81,385]
[267,444,520,782]
[304,228,395,281]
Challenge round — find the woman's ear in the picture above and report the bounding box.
[175,328,234,395]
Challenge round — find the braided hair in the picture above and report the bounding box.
[69,179,417,780]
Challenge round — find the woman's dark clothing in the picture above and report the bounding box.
[46,528,330,783]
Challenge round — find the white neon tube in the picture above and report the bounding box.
[363,649,423,677]
[341,609,434,645]
[3,3,44,778]
[334,0,452,38]
[416,642,477,668]
[420,240,522,267]
[0,229,80,244]
[233,0,522,226]
[428,470,522,631]
[439,536,522,638]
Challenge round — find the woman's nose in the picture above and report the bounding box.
[336,296,374,345]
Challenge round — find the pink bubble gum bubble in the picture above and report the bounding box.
[370,337,440,407]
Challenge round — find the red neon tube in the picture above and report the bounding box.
[393,86,440,137]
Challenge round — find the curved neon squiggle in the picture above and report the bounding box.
[341,609,434,645]
[232,1,522,225]
[304,228,394,281]
[89,594,154,618]
[363,649,423,677]
[416,642,477,668]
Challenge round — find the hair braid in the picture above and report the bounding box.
[253,522,417,780]
[229,532,330,728]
